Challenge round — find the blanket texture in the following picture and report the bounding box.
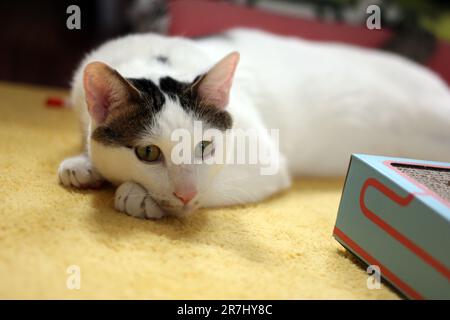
[0,82,398,299]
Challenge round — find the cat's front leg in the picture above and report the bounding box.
[114,182,165,219]
[58,154,104,188]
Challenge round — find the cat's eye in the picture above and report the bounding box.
[135,145,162,163]
[195,140,214,160]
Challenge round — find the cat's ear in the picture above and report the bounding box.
[83,61,140,124]
[194,51,240,109]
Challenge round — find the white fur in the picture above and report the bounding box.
[115,181,164,219]
[60,28,450,218]
[58,154,103,188]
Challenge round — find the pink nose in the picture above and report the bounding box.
[173,190,197,205]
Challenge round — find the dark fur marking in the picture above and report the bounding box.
[91,78,165,147]
[159,76,233,131]
[91,75,233,147]
[128,78,166,111]
[156,55,169,64]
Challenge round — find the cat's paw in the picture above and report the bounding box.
[114,182,165,219]
[58,155,104,189]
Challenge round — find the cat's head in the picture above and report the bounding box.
[83,52,239,216]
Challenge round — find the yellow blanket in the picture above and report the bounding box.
[0,82,398,299]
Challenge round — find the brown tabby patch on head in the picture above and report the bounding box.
[91,76,233,147]
[91,78,165,147]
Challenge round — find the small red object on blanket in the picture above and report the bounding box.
[45,96,67,108]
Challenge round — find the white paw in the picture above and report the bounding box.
[58,155,103,189]
[114,182,165,219]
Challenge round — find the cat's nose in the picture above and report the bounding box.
[173,189,197,205]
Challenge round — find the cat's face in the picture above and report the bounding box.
[84,53,239,216]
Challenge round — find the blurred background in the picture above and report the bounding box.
[1,0,450,88]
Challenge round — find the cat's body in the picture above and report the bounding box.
[59,28,450,218]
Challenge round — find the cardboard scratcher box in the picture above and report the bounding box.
[334,154,450,299]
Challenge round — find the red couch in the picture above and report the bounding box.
[168,0,450,86]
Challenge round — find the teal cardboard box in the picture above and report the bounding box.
[333,154,450,299]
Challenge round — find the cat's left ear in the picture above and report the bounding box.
[194,51,240,109]
[83,61,140,124]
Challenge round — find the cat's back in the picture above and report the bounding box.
[208,29,450,174]
[220,28,448,97]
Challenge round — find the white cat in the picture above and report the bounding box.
[59,28,450,219]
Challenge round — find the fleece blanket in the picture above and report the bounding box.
[0,82,398,299]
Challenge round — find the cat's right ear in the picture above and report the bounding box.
[83,61,139,124]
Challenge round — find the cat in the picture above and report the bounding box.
[59,28,450,219]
